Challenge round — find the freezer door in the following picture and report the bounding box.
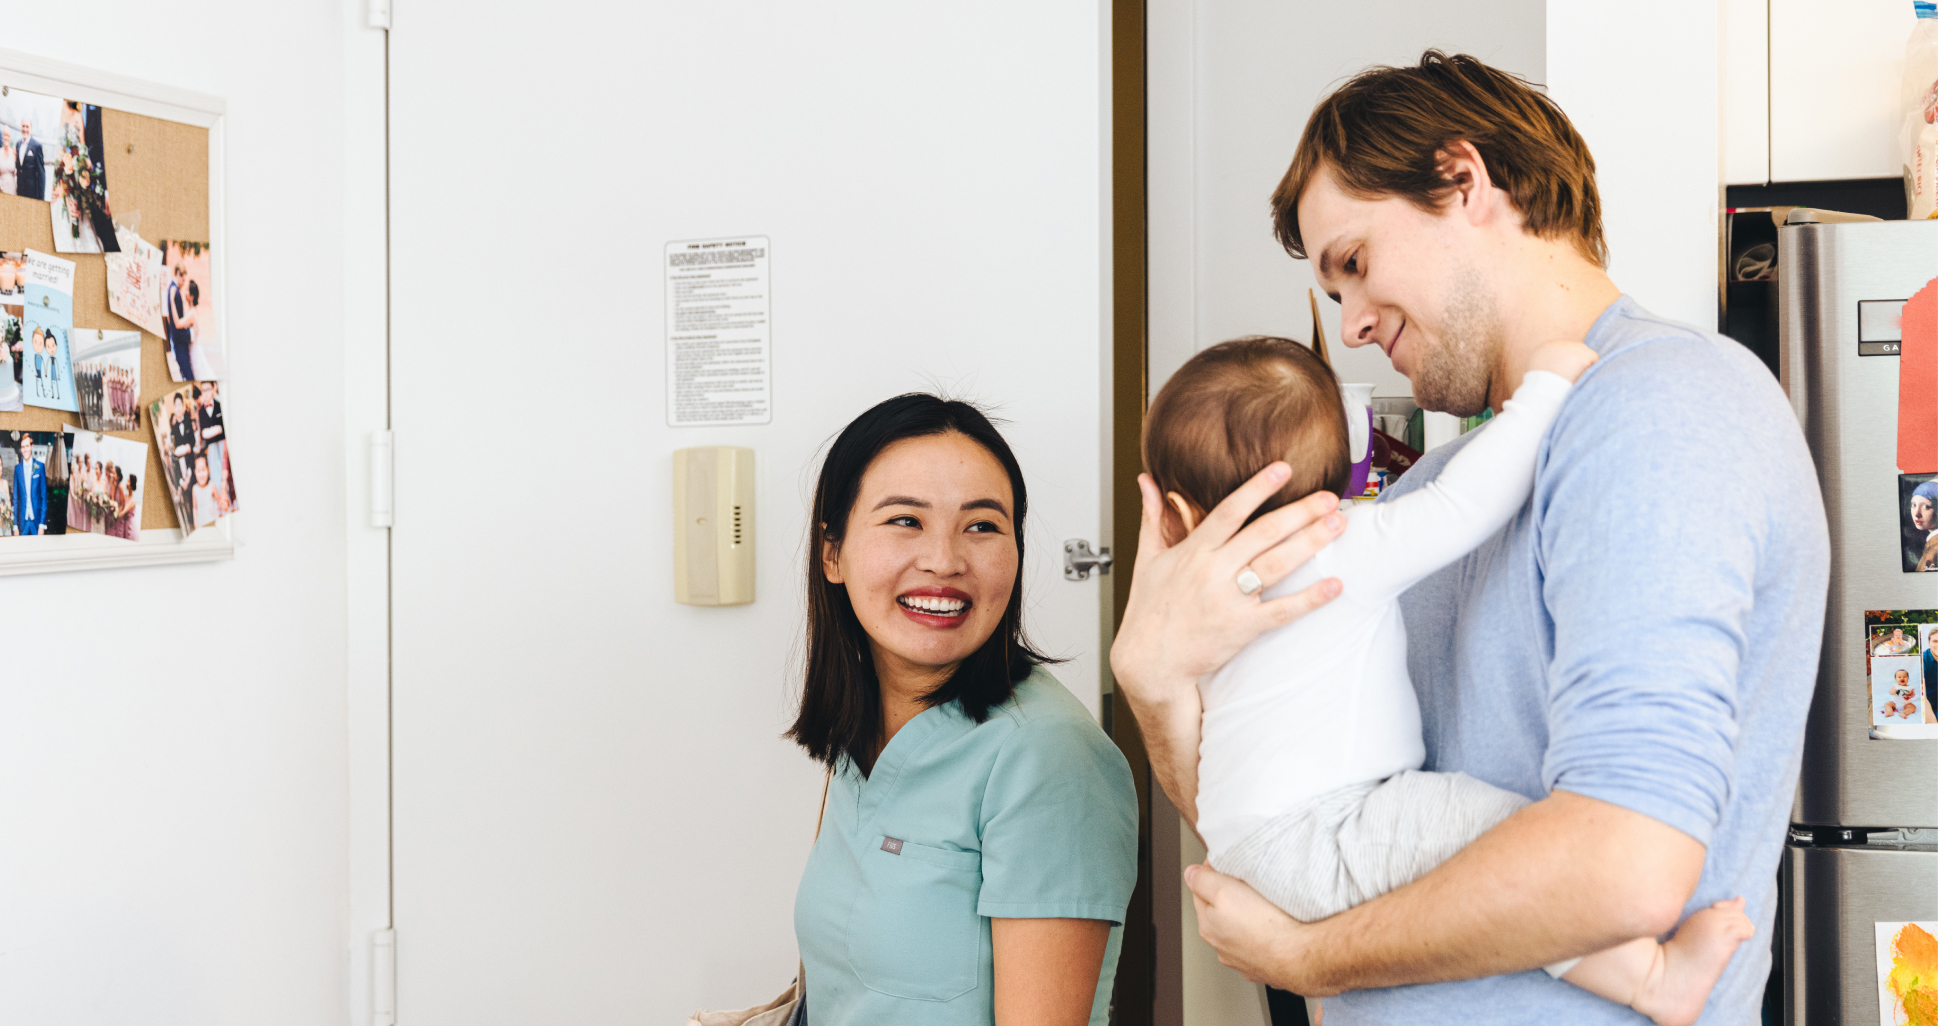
[1780,220,1938,828]
[1783,843,1938,1025]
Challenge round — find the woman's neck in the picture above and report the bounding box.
[869,652,956,766]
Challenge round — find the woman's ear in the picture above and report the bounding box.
[821,530,844,584]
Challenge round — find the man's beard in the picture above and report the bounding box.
[1410,267,1500,418]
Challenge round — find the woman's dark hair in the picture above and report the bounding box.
[787,393,1053,771]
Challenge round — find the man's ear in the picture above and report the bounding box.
[820,531,844,584]
[1435,139,1506,229]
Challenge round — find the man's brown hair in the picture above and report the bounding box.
[1142,336,1350,524]
[1271,50,1605,267]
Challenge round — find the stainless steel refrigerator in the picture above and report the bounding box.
[1778,216,1938,1025]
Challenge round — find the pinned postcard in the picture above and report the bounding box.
[149,381,236,534]
[1876,921,1936,1026]
[104,225,163,335]
[0,305,19,413]
[48,101,118,253]
[0,87,67,203]
[71,328,140,431]
[159,241,220,381]
[0,428,74,537]
[20,250,75,412]
[1864,612,1938,739]
[63,425,145,541]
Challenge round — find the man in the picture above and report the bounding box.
[1111,52,1829,1024]
[168,392,196,488]
[14,117,43,200]
[163,259,194,380]
[12,433,45,535]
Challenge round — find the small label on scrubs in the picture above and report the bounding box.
[880,837,903,854]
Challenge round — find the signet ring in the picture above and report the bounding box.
[1235,567,1263,596]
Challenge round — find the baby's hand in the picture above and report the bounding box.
[1529,340,1598,383]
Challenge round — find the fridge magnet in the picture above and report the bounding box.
[21,250,76,412]
[0,306,20,413]
[71,329,140,431]
[63,426,145,541]
[48,101,117,253]
[1902,474,1938,572]
[104,226,164,336]
[1866,611,1938,739]
[1875,920,1936,1026]
[0,429,73,537]
[149,381,236,534]
[0,87,67,202]
[159,241,220,381]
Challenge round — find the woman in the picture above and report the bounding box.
[790,394,1137,1026]
[1906,480,1938,571]
[0,129,16,203]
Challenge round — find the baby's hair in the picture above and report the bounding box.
[1142,335,1351,525]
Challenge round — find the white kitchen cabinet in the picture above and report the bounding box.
[1724,0,1770,184]
[1770,0,1910,182]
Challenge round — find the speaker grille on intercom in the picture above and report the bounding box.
[732,505,743,546]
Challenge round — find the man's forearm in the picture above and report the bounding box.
[1119,682,1204,827]
[1287,791,1704,994]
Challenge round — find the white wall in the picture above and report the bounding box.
[1548,0,1720,331]
[1148,0,1547,400]
[0,6,355,1026]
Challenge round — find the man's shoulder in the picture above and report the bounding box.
[1574,297,1775,414]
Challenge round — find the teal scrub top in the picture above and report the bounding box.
[793,666,1138,1026]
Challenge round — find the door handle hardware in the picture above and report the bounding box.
[1063,539,1112,581]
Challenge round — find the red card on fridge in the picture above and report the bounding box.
[1900,278,1938,474]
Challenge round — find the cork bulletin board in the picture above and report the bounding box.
[0,49,229,577]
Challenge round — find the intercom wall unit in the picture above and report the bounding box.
[673,446,755,607]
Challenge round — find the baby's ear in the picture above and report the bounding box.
[1161,491,1202,545]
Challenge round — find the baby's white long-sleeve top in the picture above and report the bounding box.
[1195,370,1574,861]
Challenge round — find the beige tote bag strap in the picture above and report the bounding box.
[813,765,832,840]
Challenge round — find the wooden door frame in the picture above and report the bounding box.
[1106,2,1183,1023]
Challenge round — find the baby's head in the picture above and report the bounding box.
[1142,335,1349,544]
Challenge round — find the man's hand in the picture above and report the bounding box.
[1109,464,1343,705]
[1185,864,1335,995]
[1108,464,1343,820]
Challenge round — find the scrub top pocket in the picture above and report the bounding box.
[845,838,983,1001]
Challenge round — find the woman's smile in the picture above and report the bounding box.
[897,587,973,626]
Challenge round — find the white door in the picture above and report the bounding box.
[386,2,1112,1021]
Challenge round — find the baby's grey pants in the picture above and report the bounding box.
[1215,769,1530,922]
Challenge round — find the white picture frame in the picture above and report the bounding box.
[0,47,230,577]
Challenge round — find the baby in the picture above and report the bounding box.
[1143,336,1753,1026]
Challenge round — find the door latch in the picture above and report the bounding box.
[1063,539,1113,581]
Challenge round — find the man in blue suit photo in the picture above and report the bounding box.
[13,432,46,535]
[14,117,44,200]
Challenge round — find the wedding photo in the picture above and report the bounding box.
[0,306,19,413]
[64,428,145,541]
[0,87,65,203]
[150,381,236,533]
[161,240,220,380]
[71,328,141,431]
[49,101,118,254]
[0,428,70,537]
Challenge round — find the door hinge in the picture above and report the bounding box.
[372,927,396,1025]
[1063,539,1112,580]
[370,431,394,528]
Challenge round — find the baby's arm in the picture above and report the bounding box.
[1336,342,1595,602]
